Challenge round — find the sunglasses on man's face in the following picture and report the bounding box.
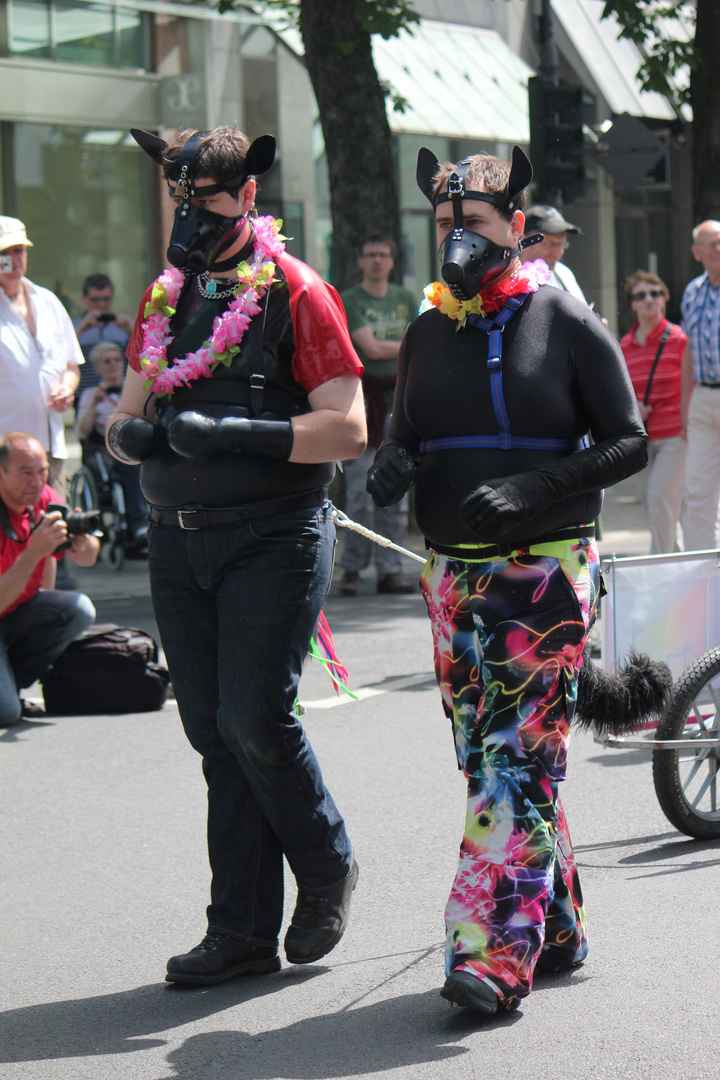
[632,289,663,301]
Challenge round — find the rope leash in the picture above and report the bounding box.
[331,507,427,565]
[295,507,426,713]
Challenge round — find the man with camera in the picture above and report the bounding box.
[73,273,134,404]
[0,431,99,726]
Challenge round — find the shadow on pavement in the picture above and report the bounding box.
[0,967,322,1063]
[574,832,678,852]
[585,749,655,768]
[618,835,720,864]
[0,977,527,1075]
[154,989,521,1079]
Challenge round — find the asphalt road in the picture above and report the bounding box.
[2,573,719,1080]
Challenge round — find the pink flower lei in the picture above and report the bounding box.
[138,215,286,396]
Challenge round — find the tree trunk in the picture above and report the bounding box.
[298,0,401,290]
[691,0,720,222]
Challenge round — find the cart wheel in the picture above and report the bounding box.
[652,646,720,839]
[108,542,125,571]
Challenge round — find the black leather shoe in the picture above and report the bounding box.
[439,971,499,1014]
[285,860,359,964]
[165,931,281,985]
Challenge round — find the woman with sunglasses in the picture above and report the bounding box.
[619,271,687,553]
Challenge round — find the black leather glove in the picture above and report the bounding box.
[459,434,648,540]
[107,418,165,463]
[166,410,294,461]
[367,438,419,507]
[459,472,552,540]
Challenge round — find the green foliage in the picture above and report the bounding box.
[600,1,696,107]
[217,0,419,39]
[379,78,409,113]
[354,0,419,40]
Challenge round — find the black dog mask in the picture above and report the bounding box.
[130,128,276,273]
[416,146,540,299]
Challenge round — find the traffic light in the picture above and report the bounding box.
[528,75,595,203]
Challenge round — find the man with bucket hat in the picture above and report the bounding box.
[0,216,84,495]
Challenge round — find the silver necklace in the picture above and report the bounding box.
[197,273,239,300]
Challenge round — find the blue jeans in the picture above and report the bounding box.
[0,588,96,726]
[147,501,353,947]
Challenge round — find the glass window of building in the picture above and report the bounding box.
[9,123,158,319]
[8,0,149,69]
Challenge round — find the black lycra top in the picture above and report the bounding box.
[388,285,647,546]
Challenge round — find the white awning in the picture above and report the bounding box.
[550,0,684,120]
[373,20,534,142]
[276,7,689,143]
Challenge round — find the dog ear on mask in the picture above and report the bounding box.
[506,146,533,212]
[416,147,439,205]
[244,134,276,178]
[130,128,167,165]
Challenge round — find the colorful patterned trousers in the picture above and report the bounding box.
[420,539,601,1008]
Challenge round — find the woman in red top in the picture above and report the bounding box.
[620,271,687,553]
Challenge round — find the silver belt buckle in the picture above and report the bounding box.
[177,509,201,530]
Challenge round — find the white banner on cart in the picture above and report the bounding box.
[601,550,720,680]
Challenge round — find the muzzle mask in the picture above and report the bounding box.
[129,127,277,274]
[166,204,246,274]
[416,146,541,301]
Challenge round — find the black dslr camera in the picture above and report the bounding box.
[46,503,103,553]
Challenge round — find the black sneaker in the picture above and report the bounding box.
[535,945,585,973]
[284,860,359,964]
[165,931,281,986]
[440,971,499,1014]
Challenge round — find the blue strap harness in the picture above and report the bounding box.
[419,294,587,456]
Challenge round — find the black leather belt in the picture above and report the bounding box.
[428,524,596,561]
[699,382,720,389]
[149,489,325,530]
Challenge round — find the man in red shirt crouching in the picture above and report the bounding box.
[0,431,99,725]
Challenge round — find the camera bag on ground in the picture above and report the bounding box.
[41,623,170,715]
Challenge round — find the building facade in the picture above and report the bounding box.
[0,0,693,333]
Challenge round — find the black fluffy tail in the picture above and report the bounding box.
[575,648,673,735]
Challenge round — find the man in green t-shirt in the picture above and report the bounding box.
[339,234,418,595]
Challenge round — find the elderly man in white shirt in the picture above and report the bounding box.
[0,216,83,496]
[520,205,589,305]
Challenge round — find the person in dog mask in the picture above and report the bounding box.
[107,125,365,986]
[367,147,648,1015]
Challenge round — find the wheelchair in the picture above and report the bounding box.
[68,437,139,571]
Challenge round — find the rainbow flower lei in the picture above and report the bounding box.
[138,215,286,396]
[420,258,552,330]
